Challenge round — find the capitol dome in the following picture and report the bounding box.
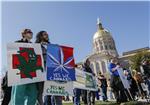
[93,29,111,40]
[83,18,119,76]
[93,18,118,57]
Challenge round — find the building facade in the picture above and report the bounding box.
[77,18,118,76]
[77,19,150,77]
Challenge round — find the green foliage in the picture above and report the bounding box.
[129,51,150,71]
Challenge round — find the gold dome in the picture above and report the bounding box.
[93,18,112,40]
[92,18,118,57]
[93,28,111,40]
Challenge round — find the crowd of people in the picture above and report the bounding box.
[72,58,150,105]
[0,28,150,105]
[1,28,63,105]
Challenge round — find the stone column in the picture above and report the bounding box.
[91,62,97,76]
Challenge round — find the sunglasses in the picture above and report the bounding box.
[26,31,33,34]
[43,33,48,36]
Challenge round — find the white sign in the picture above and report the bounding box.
[43,81,74,96]
[73,69,98,91]
[7,43,45,86]
[117,68,130,89]
[141,83,149,92]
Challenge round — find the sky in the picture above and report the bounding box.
[1,1,150,74]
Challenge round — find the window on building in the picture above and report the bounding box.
[90,63,94,72]
[109,45,112,50]
[99,40,102,45]
[96,62,100,74]
[105,45,108,50]
[101,46,103,50]
[101,61,106,73]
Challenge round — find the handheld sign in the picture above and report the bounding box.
[7,43,45,86]
[117,68,130,89]
[73,69,98,91]
[46,44,76,81]
[43,81,74,96]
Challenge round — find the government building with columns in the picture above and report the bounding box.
[77,18,150,77]
[88,18,118,76]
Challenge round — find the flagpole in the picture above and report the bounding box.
[127,88,134,101]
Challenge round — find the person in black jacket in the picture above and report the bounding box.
[108,59,127,104]
[1,72,12,105]
[35,31,50,105]
[142,60,150,78]
[82,59,95,105]
[142,60,150,96]
[35,31,63,105]
[98,73,108,101]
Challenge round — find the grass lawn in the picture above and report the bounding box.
[63,101,150,105]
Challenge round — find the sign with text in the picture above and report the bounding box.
[73,69,98,91]
[46,44,76,81]
[117,68,130,89]
[43,81,74,96]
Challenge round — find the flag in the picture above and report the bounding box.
[46,44,76,81]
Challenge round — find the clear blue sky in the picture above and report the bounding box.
[1,1,150,71]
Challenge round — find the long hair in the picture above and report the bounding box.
[35,31,49,43]
[83,58,90,69]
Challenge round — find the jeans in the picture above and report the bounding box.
[101,86,107,101]
[73,89,81,105]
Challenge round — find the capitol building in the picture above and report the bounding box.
[77,18,150,77]
[88,18,118,76]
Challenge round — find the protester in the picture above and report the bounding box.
[1,72,12,105]
[142,60,150,95]
[95,76,100,101]
[82,59,95,105]
[107,79,114,100]
[98,73,108,102]
[108,58,127,104]
[10,29,38,105]
[35,31,63,105]
[73,65,82,105]
[35,31,50,105]
[143,76,150,97]
[142,60,150,78]
[134,71,146,99]
[123,68,138,100]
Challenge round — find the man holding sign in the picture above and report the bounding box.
[108,58,127,104]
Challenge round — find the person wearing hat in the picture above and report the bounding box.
[10,29,38,105]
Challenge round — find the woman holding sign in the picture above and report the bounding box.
[11,29,38,105]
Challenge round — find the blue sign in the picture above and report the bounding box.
[46,44,76,81]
